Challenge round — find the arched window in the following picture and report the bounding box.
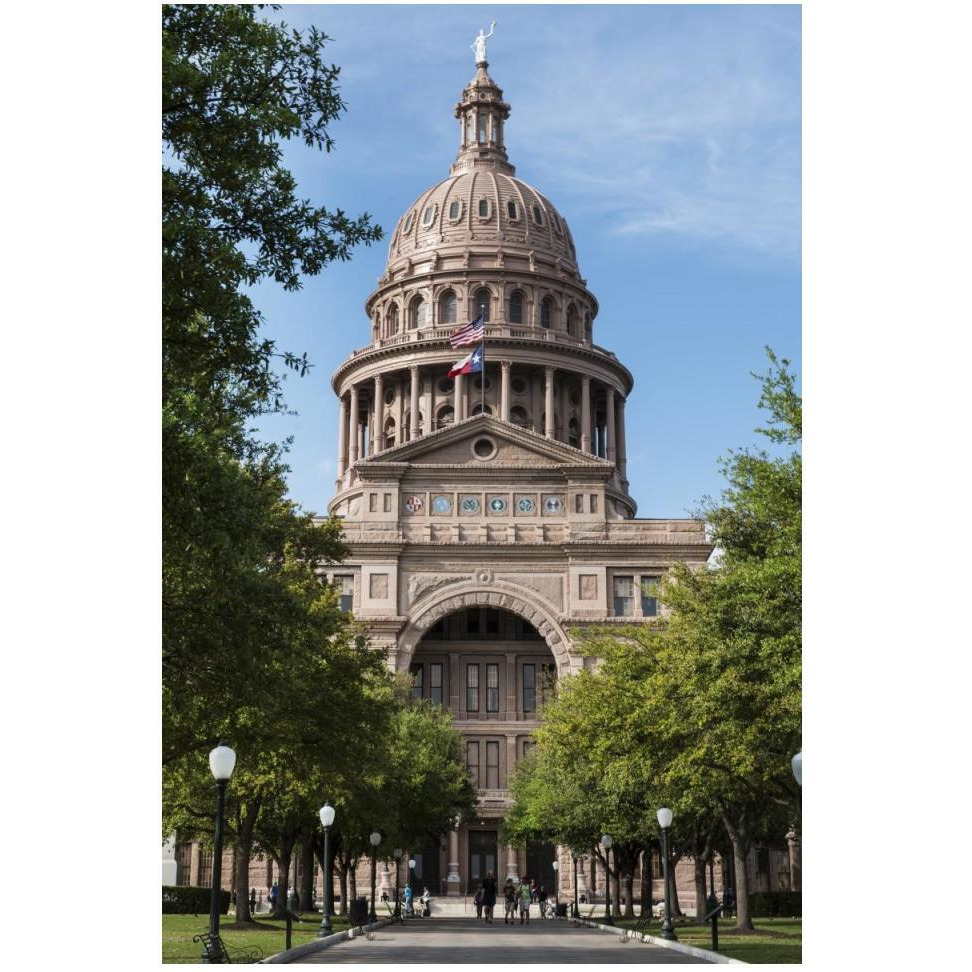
[439,290,457,325]
[566,306,578,337]
[409,296,427,330]
[540,297,552,329]
[507,200,518,219]
[387,304,399,335]
[478,114,487,144]
[449,199,460,220]
[510,405,529,427]
[373,314,380,341]
[509,291,524,324]
[384,417,397,448]
[474,288,491,323]
[437,405,454,429]
[568,417,580,449]
[421,204,436,227]
[478,198,490,219]
[532,205,543,225]
[471,402,493,416]
[584,313,592,343]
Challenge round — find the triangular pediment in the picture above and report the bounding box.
[359,415,612,470]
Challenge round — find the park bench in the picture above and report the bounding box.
[192,932,264,964]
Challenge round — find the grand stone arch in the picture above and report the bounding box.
[397,582,576,675]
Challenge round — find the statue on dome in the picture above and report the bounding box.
[471,21,496,64]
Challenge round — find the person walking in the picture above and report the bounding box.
[518,877,532,924]
[404,882,413,916]
[538,884,548,918]
[503,879,517,924]
[482,870,498,924]
[268,883,278,912]
[530,878,538,903]
[474,884,484,920]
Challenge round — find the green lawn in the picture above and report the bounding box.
[162,911,352,964]
[614,915,802,964]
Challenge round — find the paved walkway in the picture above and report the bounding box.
[292,917,708,964]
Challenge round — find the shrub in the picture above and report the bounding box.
[748,891,801,918]
[162,885,231,914]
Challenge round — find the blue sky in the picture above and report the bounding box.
[252,4,801,519]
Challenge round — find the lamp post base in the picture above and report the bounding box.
[317,916,333,937]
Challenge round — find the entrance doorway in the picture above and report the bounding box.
[525,840,556,891]
[468,830,498,893]
[413,840,442,895]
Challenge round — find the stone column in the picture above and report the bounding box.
[581,376,592,453]
[393,376,404,448]
[374,374,385,453]
[544,366,555,439]
[576,854,589,898]
[348,384,359,466]
[617,396,627,482]
[506,844,520,884]
[454,372,465,422]
[500,360,511,421]
[410,365,420,440]
[448,825,461,894]
[606,385,616,462]
[336,395,348,484]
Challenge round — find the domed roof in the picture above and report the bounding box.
[387,170,578,269]
[384,64,579,275]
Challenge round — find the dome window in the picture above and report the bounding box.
[477,198,491,220]
[409,295,427,330]
[387,304,399,335]
[439,290,457,325]
[510,405,529,427]
[567,306,578,337]
[448,199,461,221]
[474,288,491,322]
[507,200,518,220]
[541,297,552,329]
[421,204,437,227]
[532,205,543,225]
[403,213,414,234]
[509,291,524,325]
[437,405,455,429]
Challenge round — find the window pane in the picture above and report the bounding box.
[507,200,517,219]
[486,663,499,712]
[541,299,551,328]
[640,576,659,617]
[509,292,523,324]
[449,200,460,219]
[410,663,423,701]
[613,575,634,616]
[466,664,479,711]
[334,575,354,612]
[486,741,499,789]
[478,198,489,217]
[475,291,491,322]
[523,664,536,713]
[430,663,443,704]
[442,291,457,323]
[467,741,480,788]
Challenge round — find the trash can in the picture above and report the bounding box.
[555,902,568,918]
[349,896,369,927]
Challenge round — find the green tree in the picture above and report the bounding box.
[162,3,382,762]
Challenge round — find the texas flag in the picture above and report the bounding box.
[448,342,484,378]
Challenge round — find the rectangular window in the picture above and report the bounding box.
[575,493,584,513]
[523,664,536,713]
[383,493,392,512]
[613,575,635,617]
[486,741,499,789]
[640,575,660,617]
[466,665,480,712]
[369,493,377,512]
[523,740,535,760]
[486,663,499,712]
[590,494,598,513]
[410,663,423,701]
[430,663,443,705]
[334,575,354,613]
[467,741,480,788]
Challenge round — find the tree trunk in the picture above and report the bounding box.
[722,809,755,931]
[299,835,315,911]
[350,862,357,900]
[273,837,296,918]
[640,847,652,917]
[233,799,261,923]
[669,851,683,916]
[693,856,708,923]
[339,862,349,915]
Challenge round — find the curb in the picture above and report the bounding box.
[261,917,394,963]
[566,916,746,964]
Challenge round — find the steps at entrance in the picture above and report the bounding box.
[427,898,476,917]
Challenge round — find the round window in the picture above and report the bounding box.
[438,377,455,394]
[472,437,497,461]
[384,388,395,406]
[511,377,527,395]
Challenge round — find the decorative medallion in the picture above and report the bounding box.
[516,496,536,514]
[488,496,508,514]
[543,495,564,514]
[404,494,424,513]
[476,569,494,585]
[432,494,452,515]
[460,496,480,514]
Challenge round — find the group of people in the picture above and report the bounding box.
[473,872,554,924]
[403,883,432,917]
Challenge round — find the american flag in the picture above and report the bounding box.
[450,314,485,348]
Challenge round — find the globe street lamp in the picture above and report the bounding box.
[369,832,382,922]
[552,859,559,914]
[792,751,802,786]
[204,741,236,962]
[317,802,335,937]
[600,834,614,925]
[656,807,677,941]
[393,848,403,922]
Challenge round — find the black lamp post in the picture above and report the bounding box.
[393,848,403,922]
[203,741,236,962]
[552,859,559,915]
[369,832,382,922]
[317,802,335,937]
[572,854,579,918]
[601,834,613,925]
[409,858,416,905]
[657,808,677,941]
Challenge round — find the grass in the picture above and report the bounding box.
[162,911,352,964]
[614,915,802,964]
